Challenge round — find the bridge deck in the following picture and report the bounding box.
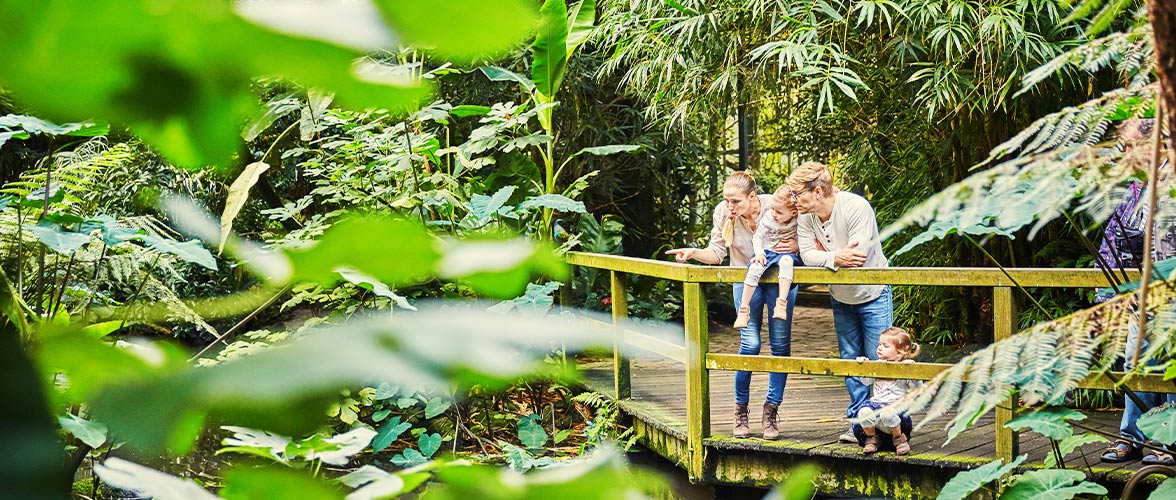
[578,303,1146,496]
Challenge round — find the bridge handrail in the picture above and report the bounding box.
[564,251,1160,480]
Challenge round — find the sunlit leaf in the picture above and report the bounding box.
[220,161,271,254]
[427,448,656,499]
[94,458,219,500]
[479,66,537,94]
[569,144,641,158]
[140,235,219,270]
[763,463,819,500]
[438,239,567,299]
[517,194,586,214]
[449,105,492,118]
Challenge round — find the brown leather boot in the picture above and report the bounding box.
[734,404,750,438]
[762,403,780,440]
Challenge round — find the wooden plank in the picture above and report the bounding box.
[683,282,710,481]
[611,271,631,400]
[995,286,1019,461]
[567,252,1138,287]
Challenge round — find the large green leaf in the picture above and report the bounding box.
[1004,407,1085,440]
[1137,404,1176,443]
[372,0,538,62]
[220,161,270,254]
[937,455,1026,500]
[0,0,429,168]
[1148,477,1176,500]
[532,0,570,99]
[518,414,548,448]
[372,416,412,453]
[94,458,219,500]
[242,93,301,142]
[419,432,443,457]
[24,224,92,255]
[58,414,109,448]
[1043,433,1106,468]
[763,463,818,500]
[438,239,567,299]
[479,66,537,94]
[564,0,596,55]
[287,216,440,287]
[999,469,1106,500]
[220,466,344,500]
[82,307,611,453]
[569,144,641,159]
[0,115,108,148]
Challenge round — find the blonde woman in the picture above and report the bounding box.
[666,171,797,440]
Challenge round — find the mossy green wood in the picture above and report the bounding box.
[611,271,631,400]
[565,252,1138,287]
[994,286,1019,461]
[683,281,710,482]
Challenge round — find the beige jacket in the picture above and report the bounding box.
[701,194,774,268]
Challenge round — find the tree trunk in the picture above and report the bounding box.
[1150,0,1176,166]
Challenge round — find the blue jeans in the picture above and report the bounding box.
[831,286,894,418]
[733,282,797,406]
[1120,325,1176,444]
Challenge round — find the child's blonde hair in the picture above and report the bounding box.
[770,185,796,215]
[881,326,921,360]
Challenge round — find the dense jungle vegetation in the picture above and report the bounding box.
[2,0,1176,499]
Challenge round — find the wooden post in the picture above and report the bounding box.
[683,282,710,481]
[994,286,1019,461]
[611,271,631,400]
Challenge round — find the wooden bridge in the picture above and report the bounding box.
[564,252,1173,499]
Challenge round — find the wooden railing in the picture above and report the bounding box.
[564,252,1173,480]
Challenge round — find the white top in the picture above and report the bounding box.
[796,191,889,304]
[702,194,774,267]
[752,215,798,257]
[859,377,922,404]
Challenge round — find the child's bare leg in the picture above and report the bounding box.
[889,425,910,455]
[858,407,878,453]
[733,283,756,329]
[772,258,794,320]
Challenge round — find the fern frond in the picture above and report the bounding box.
[1018,23,1152,95]
[899,279,1176,440]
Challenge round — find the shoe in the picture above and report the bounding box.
[893,433,910,455]
[839,429,857,443]
[734,404,750,438]
[1143,449,1176,465]
[862,435,878,454]
[733,306,751,329]
[762,403,780,440]
[772,297,788,320]
[1101,440,1141,463]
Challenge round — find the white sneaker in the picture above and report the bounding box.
[838,430,857,443]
